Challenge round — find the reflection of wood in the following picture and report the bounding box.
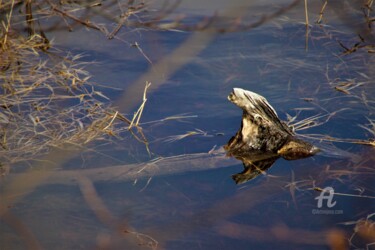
[4,150,238,186]
[231,153,279,184]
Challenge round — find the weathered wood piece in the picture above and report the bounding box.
[225,88,319,159]
[224,88,320,183]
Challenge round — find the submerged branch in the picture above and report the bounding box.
[2,149,235,187]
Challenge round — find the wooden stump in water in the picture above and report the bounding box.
[224,88,320,183]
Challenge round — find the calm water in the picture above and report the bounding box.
[1,1,375,249]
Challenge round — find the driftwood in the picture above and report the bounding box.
[225,88,319,159]
[224,88,320,183]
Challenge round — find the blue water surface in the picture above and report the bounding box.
[1,2,375,249]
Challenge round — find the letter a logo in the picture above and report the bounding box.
[315,187,336,208]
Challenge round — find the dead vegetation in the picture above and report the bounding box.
[0,0,157,167]
[314,0,375,54]
[0,30,148,166]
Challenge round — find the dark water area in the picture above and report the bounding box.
[1,1,375,249]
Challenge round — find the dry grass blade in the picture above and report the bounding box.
[304,0,309,51]
[316,0,328,24]
[129,81,151,129]
[163,129,209,143]
[359,118,375,137]
[140,114,198,125]
[301,134,375,147]
[1,0,16,50]
[287,108,347,132]
[287,108,374,148]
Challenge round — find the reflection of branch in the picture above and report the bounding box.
[338,35,375,55]
[107,12,131,39]
[107,2,146,39]
[2,211,42,250]
[238,0,300,32]
[78,175,116,225]
[49,3,106,33]
[77,174,158,249]
[115,0,303,113]
[133,0,301,33]
[3,150,235,186]
[149,0,183,22]
[329,0,375,44]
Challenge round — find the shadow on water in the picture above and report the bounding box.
[1,0,375,249]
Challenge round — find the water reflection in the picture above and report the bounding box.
[226,151,279,184]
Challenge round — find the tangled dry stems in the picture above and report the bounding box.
[0,30,142,166]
